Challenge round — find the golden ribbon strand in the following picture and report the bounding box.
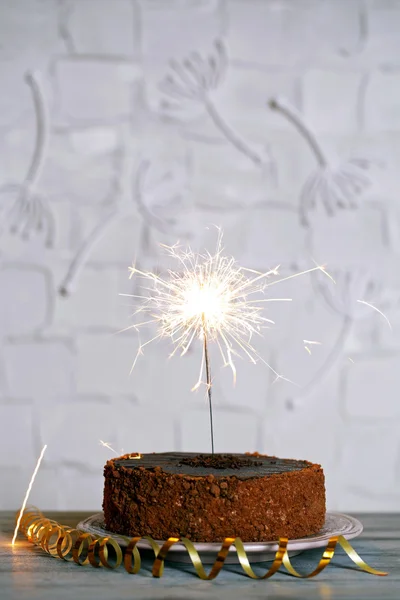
[16,508,388,579]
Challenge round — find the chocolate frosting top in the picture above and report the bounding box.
[114,452,311,480]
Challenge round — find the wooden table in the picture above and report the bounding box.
[0,511,399,599]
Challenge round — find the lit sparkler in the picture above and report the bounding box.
[122,231,330,453]
[12,444,47,546]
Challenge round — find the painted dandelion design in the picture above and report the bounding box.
[160,40,275,173]
[269,96,381,227]
[59,158,189,295]
[0,71,54,246]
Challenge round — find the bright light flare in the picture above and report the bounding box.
[121,230,330,389]
[12,444,47,546]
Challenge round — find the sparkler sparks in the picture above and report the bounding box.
[99,440,118,456]
[357,300,392,330]
[12,444,47,546]
[122,231,330,452]
[303,339,322,355]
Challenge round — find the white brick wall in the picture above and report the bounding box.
[0,0,399,513]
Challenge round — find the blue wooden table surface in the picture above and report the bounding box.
[1,511,399,599]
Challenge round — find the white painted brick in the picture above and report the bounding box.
[266,131,317,197]
[264,372,341,509]
[116,400,176,454]
[338,423,400,495]
[0,404,35,467]
[77,334,139,395]
[212,67,298,138]
[54,59,140,123]
[302,70,363,134]
[54,267,120,331]
[227,0,360,67]
[375,303,400,350]
[0,464,60,511]
[180,407,259,453]
[365,72,400,131]
[40,130,118,204]
[58,466,104,511]
[365,3,400,66]
[0,266,49,336]
[66,0,137,57]
[0,464,59,510]
[0,0,60,63]
[40,400,175,478]
[0,120,36,184]
[309,206,388,271]
[126,112,187,156]
[340,488,400,513]
[4,342,75,398]
[119,336,207,412]
[356,133,400,199]
[49,201,75,252]
[213,351,270,413]
[228,0,299,66]
[240,206,306,269]
[40,401,119,471]
[69,127,119,156]
[344,354,400,418]
[0,230,50,264]
[255,274,314,352]
[0,63,52,131]
[272,297,345,389]
[77,208,143,264]
[141,0,222,62]
[189,141,273,208]
[147,205,304,275]
[118,333,269,414]
[22,464,59,511]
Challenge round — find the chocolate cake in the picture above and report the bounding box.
[103,452,325,542]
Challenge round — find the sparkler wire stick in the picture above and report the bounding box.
[12,444,47,546]
[202,313,215,454]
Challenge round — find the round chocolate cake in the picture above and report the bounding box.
[103,452,325,542]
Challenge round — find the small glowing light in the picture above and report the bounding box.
[121,229,330,389]
[129,453,142,460]
[12,444,47,546]
[348,357,355,363]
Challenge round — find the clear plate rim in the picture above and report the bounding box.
[77,510,363,553]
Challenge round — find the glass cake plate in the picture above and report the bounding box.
[77,511,363,564]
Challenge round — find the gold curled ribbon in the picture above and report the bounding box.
[15,508,387,579]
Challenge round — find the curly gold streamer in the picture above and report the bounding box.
[16,508,387,579]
